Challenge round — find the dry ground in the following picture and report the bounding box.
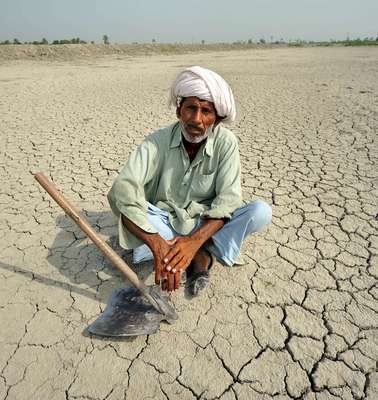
[0,47,377,399]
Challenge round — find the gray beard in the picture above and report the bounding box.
[180,122,213,144]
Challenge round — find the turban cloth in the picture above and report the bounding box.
[170,66,236,123]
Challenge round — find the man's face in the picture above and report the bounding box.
[176,97,218,141]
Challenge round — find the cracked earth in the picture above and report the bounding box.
[0,46,377,399]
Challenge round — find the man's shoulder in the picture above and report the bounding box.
[213,125,239,147]
[146,122,178,145]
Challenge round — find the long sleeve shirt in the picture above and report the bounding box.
[107,122,243,249]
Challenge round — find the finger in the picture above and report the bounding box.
[174,271,181,290]
[154,261,161,284]
[161,278,168,291]
[166,254,185,273]
[161,265,168,280]
[166,237,178,246]
[176,257,190,272]
[168,272,175,292]
[163,247,181,267]
[168,256,189,273]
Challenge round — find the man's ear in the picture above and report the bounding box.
[176,106,181,119]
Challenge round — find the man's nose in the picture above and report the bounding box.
[191,109,202,124]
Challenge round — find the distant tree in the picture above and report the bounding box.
[13,38,21,44]
[201,39,205,45]
[103,34,109,44]
[152,38,156,43]
[247,38,253,44]
[90,40,95,44]
[41,38,48,44]
[4,40,10,44]
[259,38,266,44]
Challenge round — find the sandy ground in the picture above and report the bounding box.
[0,47,377,399]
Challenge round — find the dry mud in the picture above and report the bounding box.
[0,47,377,399]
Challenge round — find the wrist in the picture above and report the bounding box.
[190,218,224,247]
[144,233,163,248]
[190,231,207,248]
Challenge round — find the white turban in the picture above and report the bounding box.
[170,66,236,123]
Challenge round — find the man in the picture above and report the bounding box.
[108,66,272,295]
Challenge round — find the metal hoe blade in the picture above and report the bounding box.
[88,286,177,337]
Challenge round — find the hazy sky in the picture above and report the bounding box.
[1,0,377,43]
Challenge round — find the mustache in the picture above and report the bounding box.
[185,123,202,129]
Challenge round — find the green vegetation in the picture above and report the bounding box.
[0,36,377,47]
[339,37,378,46]
[52,38,86,44]
[288,37,378,47]
[0,37,87,45]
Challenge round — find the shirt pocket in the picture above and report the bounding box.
[190,172,216,200]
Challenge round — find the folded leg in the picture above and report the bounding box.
[208,199,272,266]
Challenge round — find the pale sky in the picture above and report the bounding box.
[1,0,377,43]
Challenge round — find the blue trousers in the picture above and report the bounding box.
[133,200,272,266]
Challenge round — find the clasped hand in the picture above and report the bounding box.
[151,235,201,292]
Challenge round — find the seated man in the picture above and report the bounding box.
[108,66,272,295]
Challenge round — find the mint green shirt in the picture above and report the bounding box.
[108,122,243,249]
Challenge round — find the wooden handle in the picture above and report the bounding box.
[34,172,147,294]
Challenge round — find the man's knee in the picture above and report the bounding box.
[244,199,272,228]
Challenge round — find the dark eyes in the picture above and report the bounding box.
[186,105,212,114]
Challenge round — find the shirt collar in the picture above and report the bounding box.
[170,122,182,148]
[170,122,215,157]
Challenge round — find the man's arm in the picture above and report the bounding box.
[162,218,224,272]
[108,137,160,239]
[163,218,225,292]
[123,214,224,291]
[121,214,173,285]
[109,136,179,287]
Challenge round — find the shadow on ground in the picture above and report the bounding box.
[47,210,154,303]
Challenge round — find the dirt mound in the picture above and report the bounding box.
[0,43,278,61]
